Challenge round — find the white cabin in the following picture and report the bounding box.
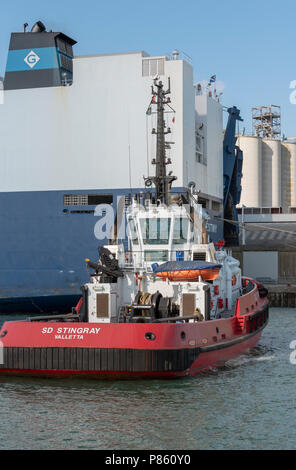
[84,192,241,324]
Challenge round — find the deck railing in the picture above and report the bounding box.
[122,250,193,269]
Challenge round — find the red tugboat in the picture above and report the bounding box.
[0,78,268,379]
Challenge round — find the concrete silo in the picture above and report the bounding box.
[262,139,281,208]
[282,141,296,208]
[236,135,262,207]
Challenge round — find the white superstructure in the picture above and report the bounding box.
[0,50,223,207]
[86,195,241,324]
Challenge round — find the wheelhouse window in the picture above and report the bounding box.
[144,250,168,262]
[140,218,171,245]
[173,218,189,244]
[127,218,139,245]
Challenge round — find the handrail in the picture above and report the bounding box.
[122,249,193,268]
[154,315,200,323]
[236,278,259,317]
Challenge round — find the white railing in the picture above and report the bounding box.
[122,250,193,270]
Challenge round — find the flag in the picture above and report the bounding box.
[209,75,216,83]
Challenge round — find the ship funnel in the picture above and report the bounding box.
[31,21,46,33]
[4,22,76,90]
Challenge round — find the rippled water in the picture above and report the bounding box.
[0,308,295,450]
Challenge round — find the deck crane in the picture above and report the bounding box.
[223,106,243,246]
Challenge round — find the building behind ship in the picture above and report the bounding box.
[235,106,296,284]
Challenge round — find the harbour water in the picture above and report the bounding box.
[0,307,295,450]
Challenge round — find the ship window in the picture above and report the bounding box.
[173,218,189,244]
[144,250,168,262]
[198,197,208,209]
[207,223,217,233]
[127,218,139,245]
[195,131,206,165]
[56,38,74,58]
[66,43,73,57]
[56,38,67,54]
[211,201,221,212]
[190,221,194,241]
[59,53,73,73]
[140,218,171,245]
[193,252,206,261]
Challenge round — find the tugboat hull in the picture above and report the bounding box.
[0,302,268,379]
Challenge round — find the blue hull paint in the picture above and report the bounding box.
[0,188,223,313]
[0,294,81,314]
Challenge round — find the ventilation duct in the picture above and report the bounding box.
[31,21,46,33]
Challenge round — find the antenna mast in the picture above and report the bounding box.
[145,77,176,204]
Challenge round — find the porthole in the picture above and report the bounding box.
[145,332,156,341]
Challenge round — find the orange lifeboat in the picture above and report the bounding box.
[156,268,220,282]
[152,260,222,282]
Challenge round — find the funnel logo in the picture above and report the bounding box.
[24,50,40,69]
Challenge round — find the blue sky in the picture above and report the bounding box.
[1,0,295,136]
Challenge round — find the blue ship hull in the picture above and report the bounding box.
[0,188,223,313]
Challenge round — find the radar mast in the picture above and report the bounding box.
[144,77,176,205]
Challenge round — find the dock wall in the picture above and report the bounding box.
[231,246,296,308]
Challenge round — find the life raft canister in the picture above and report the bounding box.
[156,267,220,282]
[153,260,222,282]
